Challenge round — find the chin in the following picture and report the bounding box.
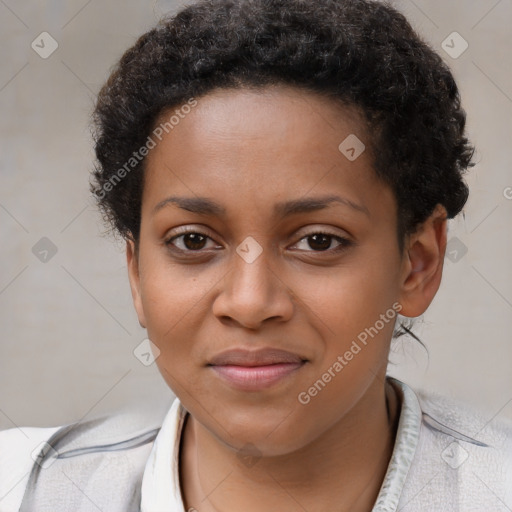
[202,406,317,457]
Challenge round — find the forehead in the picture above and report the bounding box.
[142,85,392,221]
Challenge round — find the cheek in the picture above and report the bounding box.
[293,258,400,337]
[140,264,210,394]
[138,253,211,354]
[301,280,396,386]
[289,252,401,405]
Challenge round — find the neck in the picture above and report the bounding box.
[179,377,400,512]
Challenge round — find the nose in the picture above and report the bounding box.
[211,243,294,330]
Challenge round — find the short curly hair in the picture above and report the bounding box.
[90,0,474,251]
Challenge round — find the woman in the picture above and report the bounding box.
[1,0,511,510]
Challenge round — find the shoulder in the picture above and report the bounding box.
[0,398,173,512]
[0,425,62,512]
[417,387,512,448]
[401,384,512,510]
[416,386,512,466]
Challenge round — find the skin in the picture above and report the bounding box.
[126,84,448,511]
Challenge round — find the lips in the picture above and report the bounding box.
[208,348,307,391]
[208,348,305,367]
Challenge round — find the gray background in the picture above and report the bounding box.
[0,0,511,431]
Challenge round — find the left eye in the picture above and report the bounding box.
[292,233,351,252]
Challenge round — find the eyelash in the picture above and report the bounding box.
[164,228,353,255]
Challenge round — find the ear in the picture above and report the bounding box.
[397,204,448,318]
[126,239,147,329]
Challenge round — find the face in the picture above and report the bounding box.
[127,85,444,456]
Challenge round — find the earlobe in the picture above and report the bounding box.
[398,204,448,318]
[126,239,147,329]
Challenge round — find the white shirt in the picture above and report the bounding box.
[1,378,512,511]
[0,426,61,511]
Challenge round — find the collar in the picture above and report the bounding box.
[140,377,422,512]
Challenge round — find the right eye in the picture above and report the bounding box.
[164,229,221,253]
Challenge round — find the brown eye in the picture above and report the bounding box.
[307,233,333,251]
[292,232,352,253]
[181,233,207,250]
[165,231,217,252]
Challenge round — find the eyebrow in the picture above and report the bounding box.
[152,194,370,218]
